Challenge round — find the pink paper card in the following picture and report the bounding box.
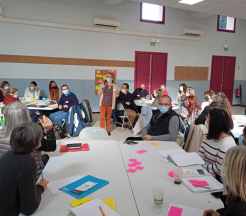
[127,168,136,173]
[133,161,142,165]
[189,180,209,187]
[168,171,174,177]
[168,206,183,216]
[232,117,236,120]
[129,159,137,162]
[128,163,136,167]
[135,166,144,170]
[96,80,99,83]
[137,150,148,154]
[237,122,244,124]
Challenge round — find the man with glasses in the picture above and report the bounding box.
[125,95,179,141]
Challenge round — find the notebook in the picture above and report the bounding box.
[71,199,119,216]
[157,149,186,158]
[167,152,205,167]
[166,203,203,216]
[59,175,109,199]
[182,176,223,193]
[60,144,90,152]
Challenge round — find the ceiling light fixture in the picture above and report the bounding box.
[179,0,204,5]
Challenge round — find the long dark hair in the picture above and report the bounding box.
[179,83,187,94]
[207,108,234,140]
[49,80,57,91]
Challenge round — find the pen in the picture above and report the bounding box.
[40,163,43,180]
[142,143,149,148]
[99,206,106,216]
[192,184,211,189]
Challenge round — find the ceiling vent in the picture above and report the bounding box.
[93,17,121,28]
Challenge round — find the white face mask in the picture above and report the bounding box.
[121,89,126,94]
[4,86,9,90]
[205,120,209,129]
[30,86,34,90]
[186,93,190,97]
[180,87,183,92]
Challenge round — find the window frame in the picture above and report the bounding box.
[140,2,165,25]
[217,15,236,33]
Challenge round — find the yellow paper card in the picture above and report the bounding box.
[101,198,116,211]
[149,142,160,146]
[96,86,100,90]
[103,75,106,79]
[96,75,100,77]
[96,71,101,73]
[70,197,91,207]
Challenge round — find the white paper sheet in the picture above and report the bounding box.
[169,152,205,167]
[71,198,120,216]
[47,175,82,194]
[166,203,204,216]
[157,149,186,158]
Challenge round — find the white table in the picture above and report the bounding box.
[25,100,58,111]
[231,115,246,138]
[134,100,179,110]
[33,140,138,216]
[118,141,223,216]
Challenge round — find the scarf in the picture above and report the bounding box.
[50,88,59,100]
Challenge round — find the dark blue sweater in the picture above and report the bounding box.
[58,92,79,112]
[132,88,149,100]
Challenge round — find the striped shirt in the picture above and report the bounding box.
[198,136,236,175]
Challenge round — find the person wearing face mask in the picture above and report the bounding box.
[24,81,40,101]
[125,95,179,141]
[198,109,236,183]
[175,96,202,143]
[176,83,187,102]
[0,81,10,102]
[117,83,140,129]
[48,80,62,101]
[151,88,163,108]
[132,84,149,100]
[49,85,79,127]
[186,87,195,97]
[98,73,120,135]
[203,146,246,216]
[3,87,21,105]
[201,90,215,110]
[160,84,168,96]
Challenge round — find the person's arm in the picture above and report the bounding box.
[37,130,56,152]
[130,95,139,113]
[114,84,120,98]
[58,95,64,106]
[69,94,79,107]
[24,88,28,99]
[195,108,208,125]
[98,83,105,95]
[132,89,137,99]
[117,93,126,105]
[18,166,44,215]
[35,89,40,100]
[198,141,206,160]
[149,116,179,141]
[142,123,151,138]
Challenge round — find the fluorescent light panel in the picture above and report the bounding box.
[179,0,204,5]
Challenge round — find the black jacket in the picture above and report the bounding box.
[217,195,246,216]
[117,91,139,114]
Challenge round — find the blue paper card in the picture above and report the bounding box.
[59,175,109,199]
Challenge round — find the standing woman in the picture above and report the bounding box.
[176,83,187,102]
[48,80,62,100]
[24,81,40,100]
[98,73,120,136]
[0,81,10,102]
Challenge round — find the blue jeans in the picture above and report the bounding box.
[180,125,191,142]
[49,110,68,127]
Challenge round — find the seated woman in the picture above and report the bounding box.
[203,146,246,216]
[0,102,56,179]
[0,81,10,102]
[151,88,163,108]
[24,81,40,100]
[176,83,187,103]
[0,122,48,216]
[49,80,62,101]
[198,108,236,183]
[238,126,246,146]
[201,90,214,110]
[3,87,21,105]
[160,84,168,95]
[186,86,195,97]
[175,96,202,142]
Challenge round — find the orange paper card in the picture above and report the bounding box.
[149,143,160,146]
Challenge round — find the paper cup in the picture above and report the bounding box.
[153,188,164,209]
[174,167,183,184]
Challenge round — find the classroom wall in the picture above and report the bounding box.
[0,0,246,111]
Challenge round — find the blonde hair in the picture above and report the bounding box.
[108,73,115,83]
[6,87,18,96]
[187,87,195,96]
[223,146,246,204]
[154,88,163,98]
[210,92,232,117]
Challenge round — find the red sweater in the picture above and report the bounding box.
[3,96,21,105]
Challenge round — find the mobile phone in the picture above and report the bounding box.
[211,191,223,199]
[196,169,205,175]
[38,115,44,122]
[66,143,82,149]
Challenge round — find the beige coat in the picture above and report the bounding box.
[98,83,120,109]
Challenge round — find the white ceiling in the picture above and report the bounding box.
[128,0,246,20]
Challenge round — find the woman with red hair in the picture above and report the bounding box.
[175,96,202,142]
[3,87,21,105]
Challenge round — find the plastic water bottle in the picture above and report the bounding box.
[0,115,4,127]
[31,97,35,105]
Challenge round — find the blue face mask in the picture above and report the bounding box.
[159,105,169,113]
[239,135,244,146]
[63,90,69,95]
[106,77,111,82]
[14,94,18,98]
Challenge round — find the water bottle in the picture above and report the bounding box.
[31,97,35,105]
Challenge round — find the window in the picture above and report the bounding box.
[217,15,236,33]
[140,2,165,25]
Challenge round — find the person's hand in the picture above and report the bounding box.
[137,113,140,117]
[203,209,220,216]
[37,179,49,191]
[210,172,216,178]
[63,105,68,108]
[126,102,130,105]
[34,86,38,91]
[39,115,53,131]
[58,105,62,110]
[143,135,151,140]
[180,113,187,118]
